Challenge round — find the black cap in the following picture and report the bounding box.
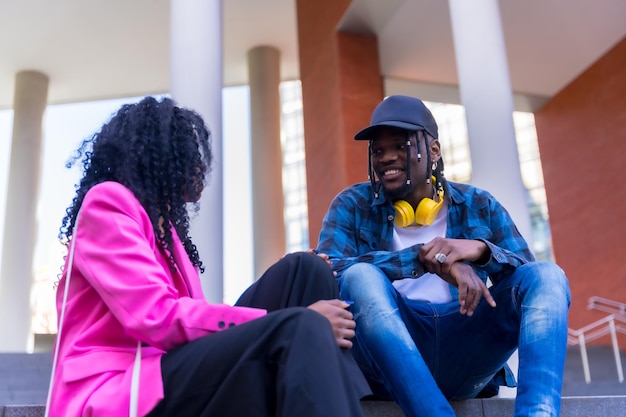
[354,95,438,140]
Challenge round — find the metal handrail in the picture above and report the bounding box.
[568,314,625,340]
[567,297,626,384]
[588,296,626,317]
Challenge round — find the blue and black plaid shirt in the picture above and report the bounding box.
[317,180,535,301]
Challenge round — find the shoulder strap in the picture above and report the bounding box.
[130,340,141,417]
[44,221,78,417]
[45,212,141,417]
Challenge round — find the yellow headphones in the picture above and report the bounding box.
[393,178,444,227]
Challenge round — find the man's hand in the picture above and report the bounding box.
[419,238,496,316]
[307,299,355,348]
[306,248,337,276]
[443,262,496,315]
[419,237,490,265]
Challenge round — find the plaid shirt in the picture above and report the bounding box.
[317,180,534,300]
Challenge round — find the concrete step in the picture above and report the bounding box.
[1,405,44,417]
[2,348,624,416]
[0,354,50,407]
[361,396,626,416]
[3,397,626,417]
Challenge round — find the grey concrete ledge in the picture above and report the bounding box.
[1,405,45,417]
[3,396,626,417]
[361,395,626,417]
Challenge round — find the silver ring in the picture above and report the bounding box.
[434,253,447,264]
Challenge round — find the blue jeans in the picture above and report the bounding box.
[339,261,570,417]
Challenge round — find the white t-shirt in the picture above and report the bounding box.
[391,201,452,303]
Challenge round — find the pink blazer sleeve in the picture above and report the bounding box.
[74,181,266,351]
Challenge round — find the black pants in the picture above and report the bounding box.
[147,252,370,417]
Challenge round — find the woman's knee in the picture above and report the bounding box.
[283,250,319,265]
[285,251,335,281]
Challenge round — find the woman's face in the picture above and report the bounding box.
[183,126,211,203]
[184,162,207,203]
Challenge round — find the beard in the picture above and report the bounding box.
[381,180,412,201]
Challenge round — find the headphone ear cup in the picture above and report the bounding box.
[393,200,415,227]
[414,197,440,226]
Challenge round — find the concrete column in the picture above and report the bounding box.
[448,0,532,243]
[0,70,48,351]
[170,0,223,303]
[247,46,286,278]
[449,0,527,397]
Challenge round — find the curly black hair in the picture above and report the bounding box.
[59,96,212,272]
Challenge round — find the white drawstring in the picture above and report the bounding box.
[45,212,141,417]
[129,340,142,417]
[44,227,77,417]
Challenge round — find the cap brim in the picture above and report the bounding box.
[354,121,423,140]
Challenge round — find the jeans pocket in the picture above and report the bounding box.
[449,370,497,400]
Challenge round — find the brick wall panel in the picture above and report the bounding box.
[535,37,626,345]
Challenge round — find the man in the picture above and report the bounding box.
[317,95,570,417]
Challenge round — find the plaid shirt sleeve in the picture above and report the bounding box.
[446,182,535,286]
[317,183,427,280]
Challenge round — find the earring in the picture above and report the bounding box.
[432,161,438,171]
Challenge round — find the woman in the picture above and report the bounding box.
[48,96,369,416]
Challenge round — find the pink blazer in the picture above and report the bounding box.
[49,181,266,417]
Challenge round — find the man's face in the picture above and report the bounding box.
[370,126,434,202]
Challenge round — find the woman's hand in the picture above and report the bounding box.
[306,249,336,276]
[307,299,355,348]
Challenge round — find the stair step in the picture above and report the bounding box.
[3,396,626,417]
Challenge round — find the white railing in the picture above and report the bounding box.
[588,296,626,316]
[567,296,626,384]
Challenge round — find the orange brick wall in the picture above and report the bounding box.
[296,0,384,246]
[535,37,626,346]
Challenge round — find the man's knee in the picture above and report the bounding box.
[528,261,568,291]
[515,261,571,307]
[341,263,383,287]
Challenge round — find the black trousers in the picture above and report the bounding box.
[147,252,370,417]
